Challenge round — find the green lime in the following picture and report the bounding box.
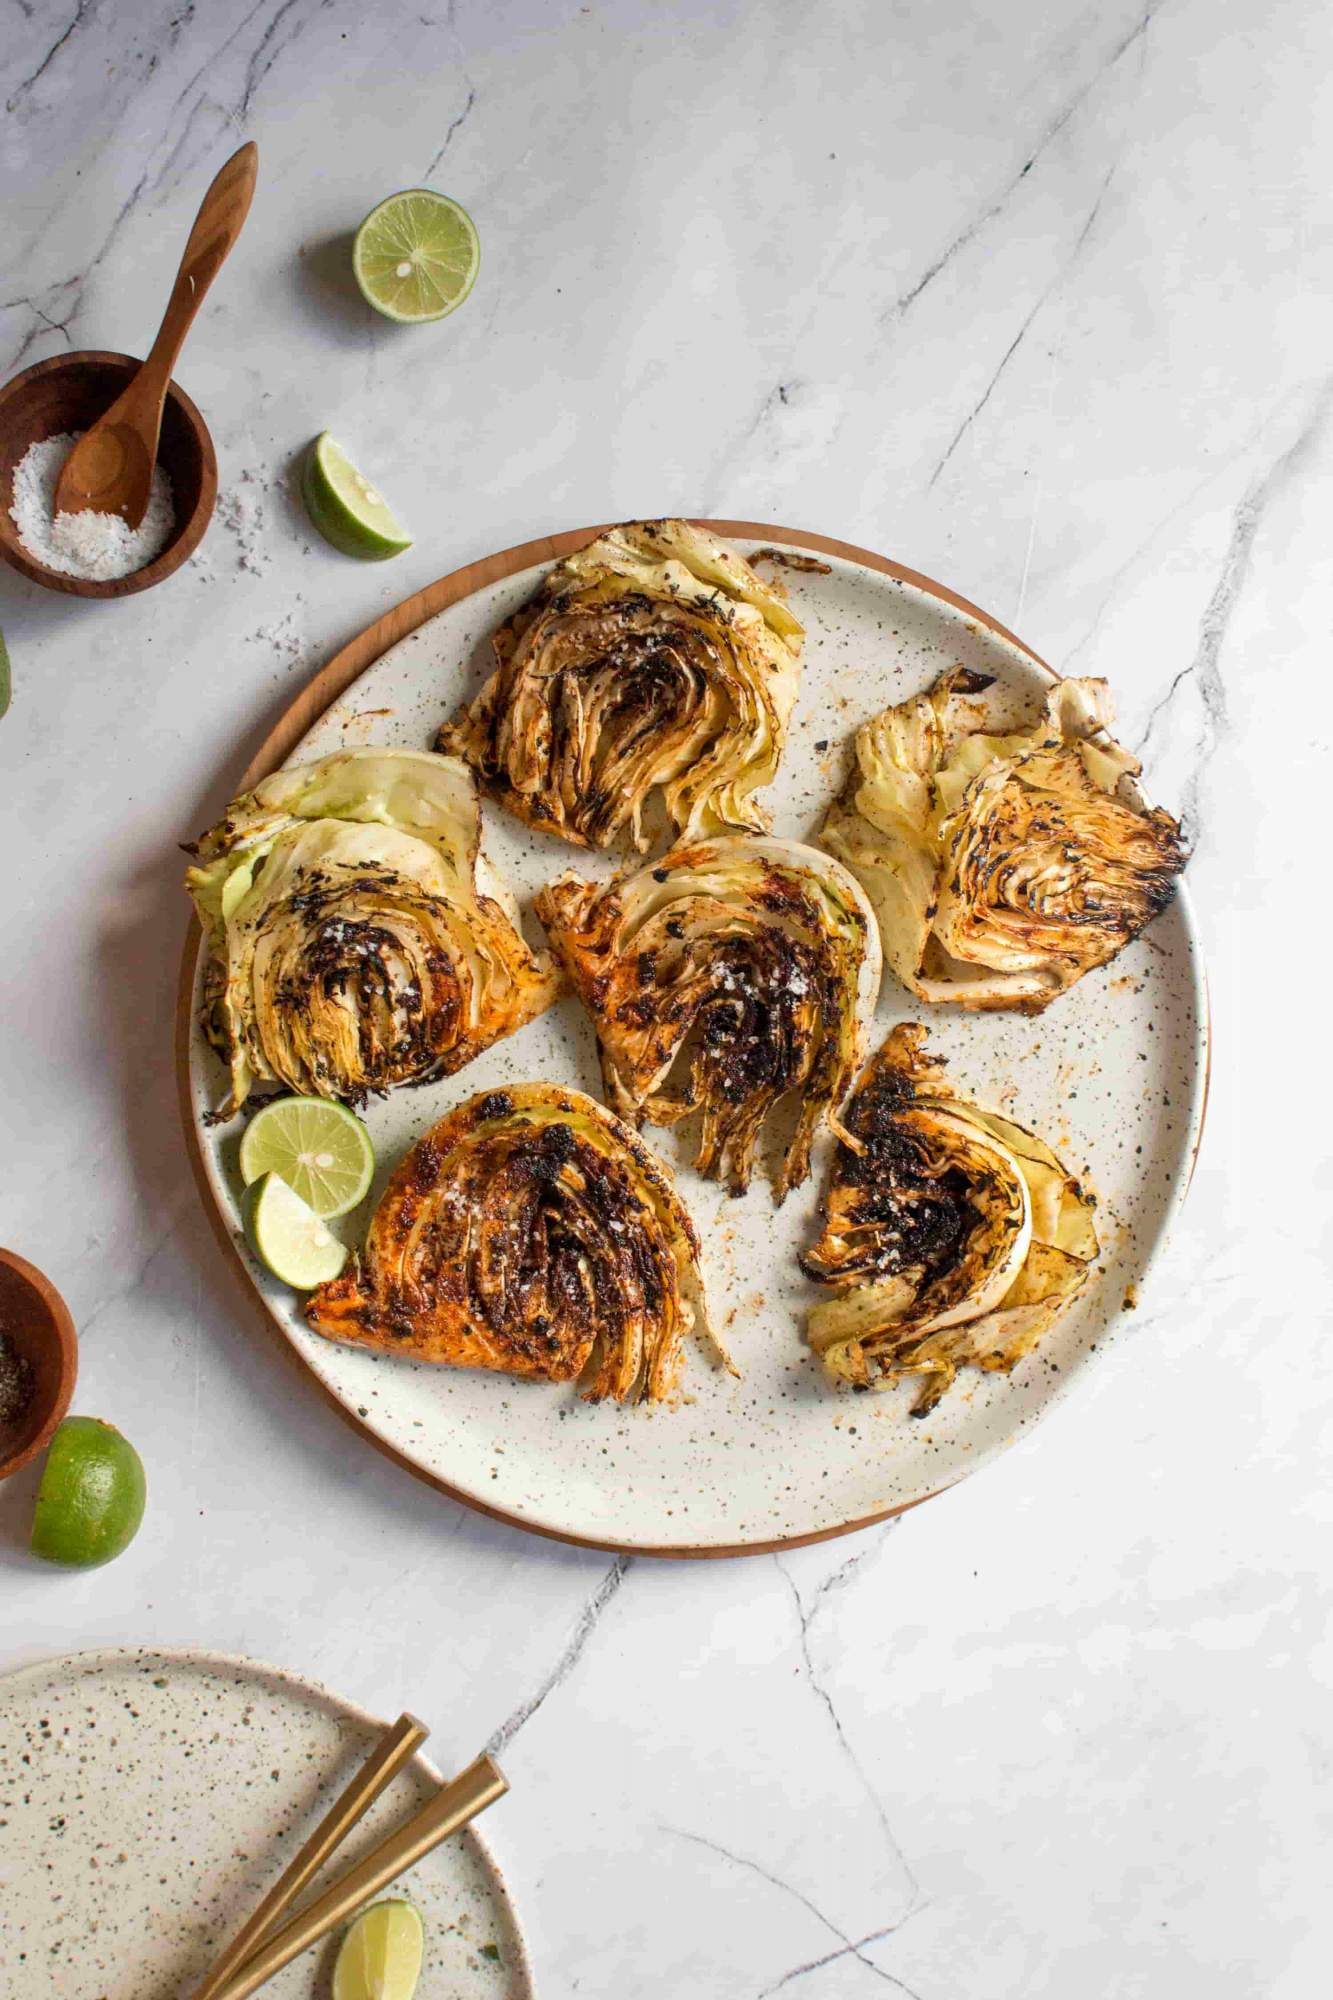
[239,1096,374,1216]
[246,1173,349,1289]
[353,189,479,324]
[333,1898,424,2000]
[31,1417,146,1569]
[302,435,412,561]
[0,629,10,719]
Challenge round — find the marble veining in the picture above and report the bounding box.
[485,1556,631,1758]
[2,1,1329,1995]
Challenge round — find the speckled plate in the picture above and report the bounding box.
[0,1646,532,1999]
[182,525,1207,1556]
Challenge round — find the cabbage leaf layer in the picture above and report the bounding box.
[439,520,803,849]
[803,1023,1099,1412]
[820,671,1186,1011]
[186,748,558,1114]
[537,834,881,1199]
[307,1082,722,1405]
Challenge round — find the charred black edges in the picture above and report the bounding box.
[800,1067,971,1290]
[535,836,880,1201]
[305,1084,714,1406]
[437,521,803,850]
[183,749,559,1117]
[819,673,1187,1013]
[804,1024,1100,1411]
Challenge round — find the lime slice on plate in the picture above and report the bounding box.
[302,434,412,561]
[333,1898,425,2000]
[353,189,479,324]
[31,1416,147,1569]
[247,1172,349,1290]
[239,1096,374,1216]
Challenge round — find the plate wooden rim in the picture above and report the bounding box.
[175,519,1210,1560]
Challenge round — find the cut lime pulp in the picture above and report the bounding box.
[353,189,479,324]
[333,1898,425,2000]
[239,1096,374,1217]
[247,1173,348,1290]
[302,435,412,561]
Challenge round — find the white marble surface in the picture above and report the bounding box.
[1,1,1328,1994]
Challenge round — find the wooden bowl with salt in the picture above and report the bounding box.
[0,351,216,598]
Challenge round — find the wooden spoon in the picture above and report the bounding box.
[55,142,258,529]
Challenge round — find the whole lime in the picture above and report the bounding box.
[30,1416,146,1569]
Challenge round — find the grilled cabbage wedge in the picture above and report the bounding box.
[820,670,1186,1012]
[438,519,803,849]
[537,835,881,1200]
[306,1083,724,1405]
[185,749,558,1116]
[803,1024,1098,1412]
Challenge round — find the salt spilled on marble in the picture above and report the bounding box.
[10,432,175,580]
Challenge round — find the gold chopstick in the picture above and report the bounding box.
[191,1712,428,2000]
[208,1752,508,2000]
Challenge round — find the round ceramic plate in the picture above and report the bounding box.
[184,525,1207,1555]
[0,1647,532,1998]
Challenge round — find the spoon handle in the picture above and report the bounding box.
[51,141,258,528]
[139,141,259,392]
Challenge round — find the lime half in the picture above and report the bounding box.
[240,1096,374,1217]
[333,1899,425,2000]
[247,1173,349,1290]
[31,1417,147,1569]
[302,435,412,561]
[353,189,479,324]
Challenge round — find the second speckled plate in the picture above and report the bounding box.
[0,1647,532,1999]
[183,525,1207,1555]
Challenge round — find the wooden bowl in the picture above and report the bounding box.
[0,1249,78,1480]
[0,351,217,598]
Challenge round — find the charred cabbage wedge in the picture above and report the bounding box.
[438,519,803,849]
[185,748,558,1116]
[537,836,881,1199]
[820,670,1186,1011]
[803,1024,1099,1412]
[306,1083,724,1405]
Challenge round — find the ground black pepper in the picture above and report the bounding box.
[0,1324,35,1430]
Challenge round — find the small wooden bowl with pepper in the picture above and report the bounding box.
[0,1250,78,1480]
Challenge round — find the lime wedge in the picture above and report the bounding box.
[353,189,479,324]
[333,1899,425,2000]
[302,435,412,561]
[247,1173,349,1289]
[239,1096,374,1216]
[31,1417,147,1569]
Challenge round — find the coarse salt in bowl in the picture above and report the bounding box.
[0,352,216,598]
[11,432,177,581]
